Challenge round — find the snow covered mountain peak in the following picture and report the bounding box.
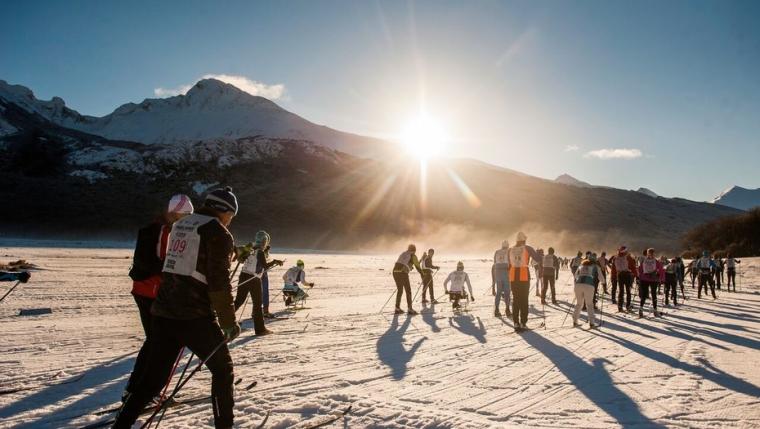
[554,174,593,188]
[0,77,386,157]
[712,185,760,210]
[636,187,659,198]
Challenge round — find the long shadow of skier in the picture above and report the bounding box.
[421,303,441,333]
[596,330,760,398]
[520,331,666,428]
[376,314,426,380]
[0,350,140,428]
[448,315,487,344]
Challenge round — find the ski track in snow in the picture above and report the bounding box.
[1,247,760,428]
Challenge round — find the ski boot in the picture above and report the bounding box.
[394,307,405,315]
[407,308,419,316]
[494,309,501,317]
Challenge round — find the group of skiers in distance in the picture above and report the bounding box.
[110,188,744,428]
[392,232,742,332]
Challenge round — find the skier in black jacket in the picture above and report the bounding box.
[114,187,241,429]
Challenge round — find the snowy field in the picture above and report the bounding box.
[1,246,760,428]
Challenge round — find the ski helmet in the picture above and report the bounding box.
[297,259,304,268]
[254,230,270,248]
[408,244,416,253]
[204,186,238,215]
[456,261,464,271]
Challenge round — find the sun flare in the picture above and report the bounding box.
[401,113,448,160]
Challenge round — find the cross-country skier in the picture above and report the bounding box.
[599,251,609,294]
[508,232,541,331]
[114,187,240,429]
[573,254,600,329]
[444,261,474,310]
[726,254,741,291]
[420,248,440,304]
[393,244,423,315]
[637,248,665,318]
[610,246,637,313]
[282,259,314,305]
[541,247,560,305]
[570,251,582,275]
[675,256,686,298]
[663,257,680,306]
[237,231,283,335]
[493,240,511,317]
[123,194,193,402]
[695,250,717,299]
[533,248,544,297]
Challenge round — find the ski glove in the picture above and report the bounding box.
[222,322,241,342]
[471,297,475,302]
[18,272,31,283]
[235,243,254,262]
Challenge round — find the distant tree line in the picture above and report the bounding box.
[682,208,760,257]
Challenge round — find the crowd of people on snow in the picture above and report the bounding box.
[391,232,743,333]
[29,187,738,429]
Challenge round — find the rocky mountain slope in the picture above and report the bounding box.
[712,186,760,210]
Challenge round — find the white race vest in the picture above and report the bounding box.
[542,254,554,268]
[509,246,528,267]
[642,258,657,274]
[494,248,509,265]
[447,271,468,293]
[727,258,736,268]
[162,214,216,284]
[283,266,303,285]
[614,255,630,272]
[242,249,267,277]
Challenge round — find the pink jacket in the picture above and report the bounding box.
[638,257,665,283]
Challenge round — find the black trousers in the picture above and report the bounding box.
[393,271,413,309]
[235,273,265,334]
[727,268,737,290]
[126,295,155,393]
[617,272,633,310]
[610,274,618,302]
[511,281,530,326]
[698,273,716,299]
[541,275,556,302]
[421,271,435,301]
[639,280,659,311]
[114,317,234,429]
[715,270,722,288]
[664,275,678,305]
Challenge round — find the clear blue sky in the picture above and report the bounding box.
[2,0,759,201]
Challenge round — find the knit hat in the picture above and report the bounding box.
[516,231,527,242]
[204,187,238,215]
[168,194,194,215]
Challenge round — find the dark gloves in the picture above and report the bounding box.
[235,243,254,262]
[19,272,31,283]
[209,290,236,329]
[222,323,241,342]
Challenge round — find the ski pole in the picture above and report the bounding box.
[140,339,227,429]
[0,280,22,303]
[379,289,396,314]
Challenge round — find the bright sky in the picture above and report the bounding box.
[2,0,759,201]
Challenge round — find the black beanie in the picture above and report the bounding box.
[204,186,238,215]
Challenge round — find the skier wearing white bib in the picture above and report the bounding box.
[282,259,314,305]
[493,240,511,317]
[444,261,474,310]
[573,254,600,328]
[115,187,240,429]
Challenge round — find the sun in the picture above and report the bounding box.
[401,113,448,159]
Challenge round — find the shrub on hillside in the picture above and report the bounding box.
[682,208,760,257]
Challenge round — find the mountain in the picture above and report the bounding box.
[0,80,742,252]
[637,188,659,198]
[554,174,593,188]
[0,79,388,158]
[712,186,760,211]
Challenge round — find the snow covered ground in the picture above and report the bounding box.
[1,246,760,428]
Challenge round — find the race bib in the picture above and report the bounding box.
[163,215,215,283]
[494,249,508,264]
[509,247,526,267]
[642,259,657,274]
